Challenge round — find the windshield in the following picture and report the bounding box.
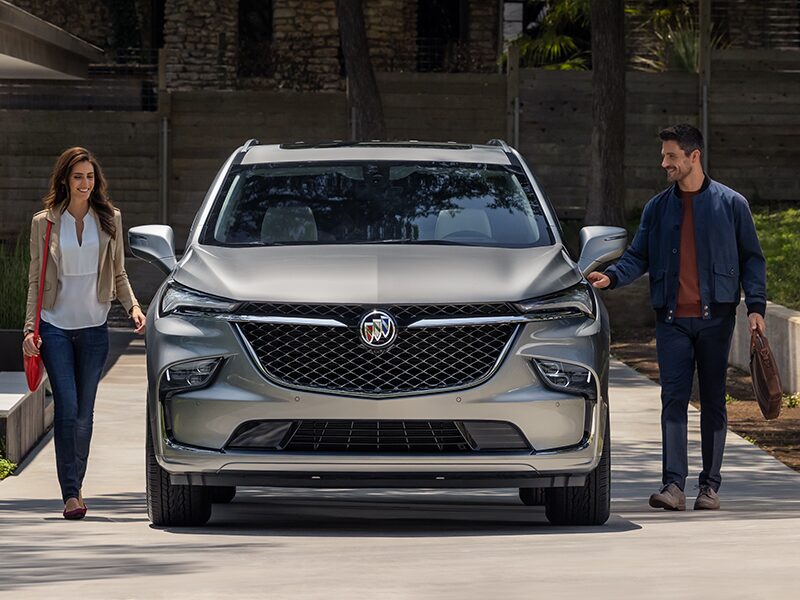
[201,162,554,248]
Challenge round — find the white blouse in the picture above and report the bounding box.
[41,209,111,329]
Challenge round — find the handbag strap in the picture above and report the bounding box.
[33,220,52,338]
[750,329,765,354]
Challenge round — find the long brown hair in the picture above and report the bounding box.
[43,147,116,237]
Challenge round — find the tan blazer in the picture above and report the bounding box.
[25,206,139,334]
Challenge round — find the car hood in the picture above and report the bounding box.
[172,243,582,304]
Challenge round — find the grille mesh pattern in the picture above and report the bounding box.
[237,302,516,325]
[240,321,517,396]
[283,420,470,452]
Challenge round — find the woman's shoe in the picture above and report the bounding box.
[63,506,87,520]
[63,497,87,520]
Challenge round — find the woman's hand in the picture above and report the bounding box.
[23,332,41,357]
[130,306,147,334]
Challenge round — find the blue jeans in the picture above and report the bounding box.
[655,315,736,493]
[39,320,109,503]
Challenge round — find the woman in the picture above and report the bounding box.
[22,147,146,520]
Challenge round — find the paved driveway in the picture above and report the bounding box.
[2,332,799,599]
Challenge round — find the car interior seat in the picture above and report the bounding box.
[261,203,318,243]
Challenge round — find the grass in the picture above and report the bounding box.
[753,208,800,311]
[0,233,29,330]
[725,394,738,405]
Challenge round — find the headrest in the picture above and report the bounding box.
[261,204,318,243]
[434,208,491,239]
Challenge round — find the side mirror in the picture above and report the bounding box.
[577,226,628,276]
[128,225,177,275]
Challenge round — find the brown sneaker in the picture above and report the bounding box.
[648,483,686,511]
[693,486,721,510]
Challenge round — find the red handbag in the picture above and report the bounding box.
[24,220,52,392]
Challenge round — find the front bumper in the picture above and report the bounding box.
[146,306,610,488]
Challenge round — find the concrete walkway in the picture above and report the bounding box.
[1,331,799,599]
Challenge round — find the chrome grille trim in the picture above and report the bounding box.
[235,302,518,325]
[203,312,569,328]
[213,314,347,327]
[407,315,535,327]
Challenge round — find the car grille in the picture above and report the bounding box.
[237,302,517,325]
[226,419,531,453]
[284,420,470,452]
[238,317,518,396]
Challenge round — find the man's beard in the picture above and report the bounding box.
[665,167,684,182]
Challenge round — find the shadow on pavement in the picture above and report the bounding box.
[0,491,273,592]
[157,488,641,537]
[0,491,148,525]
[102,329,143,377]
[611,437,800,522]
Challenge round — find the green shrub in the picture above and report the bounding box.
[0,234,30,330]
[0,457,17,480]
[753,208,800,311]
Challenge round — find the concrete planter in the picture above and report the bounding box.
[729,301,800,395]
[0,330,23,372]
[0,372,50,464]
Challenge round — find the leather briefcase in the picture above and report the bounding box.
[749,330,783,420]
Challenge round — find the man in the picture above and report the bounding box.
[588,124,766,511]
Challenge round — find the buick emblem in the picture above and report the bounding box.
[359,310,397,349]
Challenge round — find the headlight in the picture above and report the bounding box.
[531,358,596,401]
[161,357,223,395]
[514,282,595,320]
[160,282,239,316]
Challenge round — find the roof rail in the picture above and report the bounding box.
[278,140,472,150]
[240,138,260,152]
[486,139,511,152]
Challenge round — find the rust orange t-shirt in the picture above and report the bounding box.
[675,189,702,317]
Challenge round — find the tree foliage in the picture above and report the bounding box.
[512,0,591,70]
[629,2,728,73]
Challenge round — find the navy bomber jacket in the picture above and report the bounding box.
[603,176,766,323]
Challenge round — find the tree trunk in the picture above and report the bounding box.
[585,0,626,227]
[336,0,386,140]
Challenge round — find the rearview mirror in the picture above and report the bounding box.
[577,226,627,276]
[128,225,177,275]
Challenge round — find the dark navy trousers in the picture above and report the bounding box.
[39,320,109,503]
[655,315,736,492]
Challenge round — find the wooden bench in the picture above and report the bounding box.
[0,373,51,464]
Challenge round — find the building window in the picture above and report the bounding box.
[416,0,469,71]
[239,0,273,77]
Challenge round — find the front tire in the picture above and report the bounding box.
[146,415,212,526]
[544,412,611,526]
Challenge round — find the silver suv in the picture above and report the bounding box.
[130,140,627,527]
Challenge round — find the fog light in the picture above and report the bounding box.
[531,359,596,401]
[161,357,223,394]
